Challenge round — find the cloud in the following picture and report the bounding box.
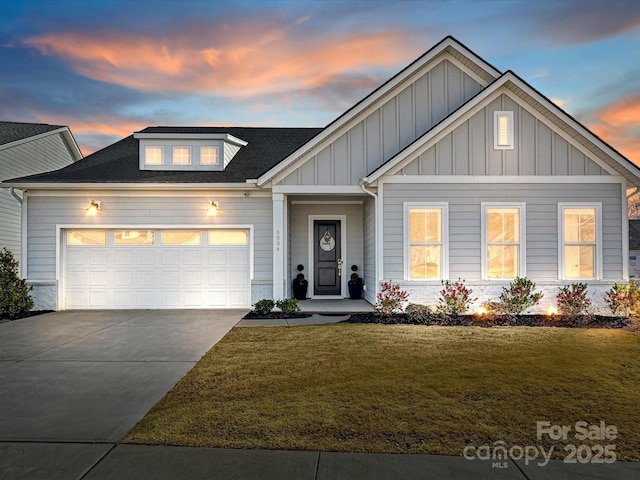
[22,18,421,99]
[583,95,640,166]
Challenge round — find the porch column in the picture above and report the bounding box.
[272,193,285,300]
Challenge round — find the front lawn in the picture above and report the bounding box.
[124,325,640,460]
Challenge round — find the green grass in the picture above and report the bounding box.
[124,325,640,460]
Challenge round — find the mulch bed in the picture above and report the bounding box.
[242,311,312,320]
[0,310,54,322]
[344,313,638,330]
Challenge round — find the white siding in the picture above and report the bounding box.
[363,195,376,303]
[25,194,273,305]
[278,59,483,186]
[383,182,623,282]
[0,132,77,263]
[398,94,608,177]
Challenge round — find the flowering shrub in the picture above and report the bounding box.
[496,277,543,316]
[375,282,409,317]
[437,279,476,316]
[604,281,640,317]
[556,283,592,317]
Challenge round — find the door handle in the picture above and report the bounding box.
[338,259,343,277]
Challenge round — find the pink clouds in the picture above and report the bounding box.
[23,20,420,98]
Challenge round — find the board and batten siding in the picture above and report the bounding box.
[289,202,364,295]
[397,94,608,177]
[383,182,624,282]
[0,132,77,262]
[25,194,273,308]
[278,60,484,187]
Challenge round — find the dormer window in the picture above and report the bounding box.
[200,146,219,166]
[145,146,163,165]
[172,147,191,165]
[494,111,514,150]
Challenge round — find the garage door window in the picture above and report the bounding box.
[115,230,154,245]
[67,230,107,245]
[209,230,248,245]
[161,230,202,245]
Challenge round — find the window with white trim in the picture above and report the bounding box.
[200,146,219,166]
[405,203,448,280]
[559,204,600,279]
[494,111,514,150]
[483,204,525,279]
[172,147,191,165]
[144,146,163,165]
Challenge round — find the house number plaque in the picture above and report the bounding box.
[320,231,336,252]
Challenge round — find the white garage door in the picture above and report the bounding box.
[63,229,250,309]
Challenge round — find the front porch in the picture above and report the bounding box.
[297,298,374,314]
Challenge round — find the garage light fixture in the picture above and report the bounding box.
[86,200,101,215]
[207,200,219,216]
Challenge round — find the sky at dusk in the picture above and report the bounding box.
[1,0,639,165]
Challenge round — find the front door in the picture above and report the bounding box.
[313,220,342,296]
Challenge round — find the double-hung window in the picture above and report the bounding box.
[405,203,448,280]
[482,203,525,279]
[559,204,601,279]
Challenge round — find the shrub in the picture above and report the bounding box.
[375,282,409,317]
[496,277,543,317]
[556,283,592,317]
[253,299,275,315]
[405,303,438,324]
[275,298,301,314]
[0,248,34,318]
[604,281,640,317]
[437,279,476,316]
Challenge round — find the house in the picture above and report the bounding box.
[2,37,639,312]
[0,121,82,264]
[628,220,640,279]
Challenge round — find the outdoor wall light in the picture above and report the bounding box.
[86,200,101,215]
[207,200,219,216]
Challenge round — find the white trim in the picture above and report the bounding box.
[290,200,364,205]
[8,185,268,194]
[21,192,28,278]
[481,202,526,280]
[258,37,500,186]
[272,185,364,194]
[383,175,624,184]
[622,180,629,280]
[377,182,384,284]
[134,132,248,147]
[307,215,347,298]
[272,193,285,300]
[403,202,449,281]
[56,224,254,310]
[557,202,603,281]
[0,127,80,159]
[494,111,514,150]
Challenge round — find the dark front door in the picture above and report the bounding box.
[314,220,341,296]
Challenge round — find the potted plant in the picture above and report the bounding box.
[348,265,363,299]
[292,264,308,300]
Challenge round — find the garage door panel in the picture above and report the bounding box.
[64,229,250,309]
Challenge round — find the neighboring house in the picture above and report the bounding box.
[628,220,640,279]
[2,37,640,312]
[0,121,82,264]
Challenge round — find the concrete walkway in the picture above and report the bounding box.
[1,310,638,479]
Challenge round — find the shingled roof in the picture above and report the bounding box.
[7,126,323,184]
[0,121,66,146]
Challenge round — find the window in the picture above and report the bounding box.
[209,230,248,245]
[494,111,514,150]
[114,230,154,245]
[559,204,601,279]
[161,230,202,245]
[67,230,107,245]
[200,146,219,166]
[405,203,448,280]
[172,147,191,165]
[145,146,163,165]
[483,204,525,279]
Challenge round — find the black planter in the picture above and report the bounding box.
[293,274,308,300]
[348,277,363,299]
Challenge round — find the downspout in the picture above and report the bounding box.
[10,187,23,204]
[360,180,378,300]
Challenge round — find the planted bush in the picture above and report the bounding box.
[604,282,640,317]
[0,248,34,318]
[253,299,275,315]
[405,303,438,324]
[495,277,543,317]
[276,298,301,314]
[437,279,476,316]
[557,283,592,317]
[375,282,408,317]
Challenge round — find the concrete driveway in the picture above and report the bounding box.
[0,309,241,478]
